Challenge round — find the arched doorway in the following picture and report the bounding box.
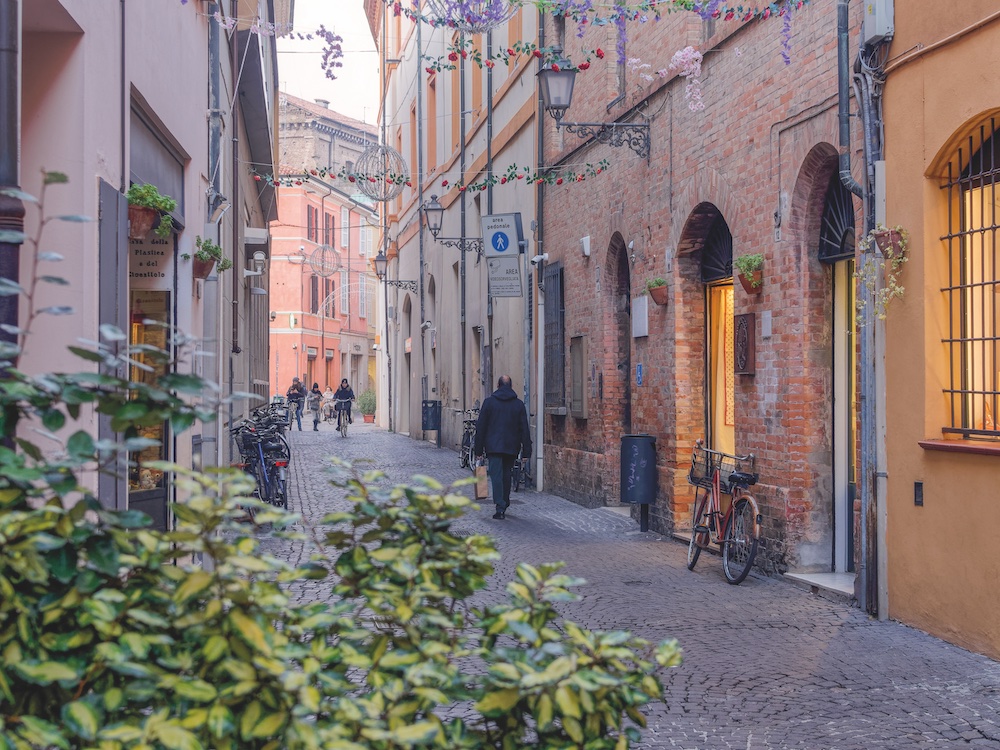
[702,214,735,454]
[608,233,632,434]
[818,169,857,573]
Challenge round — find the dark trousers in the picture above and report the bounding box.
[292,401,303,430]
[488,454,516,511]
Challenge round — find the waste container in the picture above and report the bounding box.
[621,434,656,505]
[421,399,442,431]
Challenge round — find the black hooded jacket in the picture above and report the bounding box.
[473,384,532,458]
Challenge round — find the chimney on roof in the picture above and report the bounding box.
[315,99,330,109]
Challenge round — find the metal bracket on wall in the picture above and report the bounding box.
[559,121,651,162]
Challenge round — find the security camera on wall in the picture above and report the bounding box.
[530,253,549,267]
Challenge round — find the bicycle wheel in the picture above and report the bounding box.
[340,411,348,437]
[512,461,523,492]
[687,490,711,571]
[722,496,760,584]
[460,432,472,468]
[268,469,287,510]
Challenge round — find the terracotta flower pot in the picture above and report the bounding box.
[192,257,217,280]
[128,205,159,240]
[648,285,669,306]
[363,414,375,423]
[872,229,903,257]
[738,270,763,295]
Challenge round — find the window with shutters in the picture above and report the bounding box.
[307,205,316,243]
[360,220,372,257]
[325,212,335,246]
[310,274,319,314]
[341,269,349,313]
[359,275,367,318]
[341,207,350,249]
[324,278,334,317]
[544,263,566,408]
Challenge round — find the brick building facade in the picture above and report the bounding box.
[540,0,865,581]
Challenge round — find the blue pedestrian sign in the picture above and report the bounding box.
[480,213,524,258]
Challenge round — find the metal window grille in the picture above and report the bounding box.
[544,263,565,407]
[942,117,1000,439]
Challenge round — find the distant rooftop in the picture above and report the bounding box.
[279,92,377,137]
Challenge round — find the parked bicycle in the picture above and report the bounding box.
[460,408,479,470]
[334,398,352,437]
[231,419,290,510]
[687,439,762,584]
[511,451,532,492]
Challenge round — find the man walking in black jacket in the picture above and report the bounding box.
[474,375,532,519]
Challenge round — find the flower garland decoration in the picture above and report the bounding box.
[670,46,704,111]
[251,159,611,191]
[423,0,520,34]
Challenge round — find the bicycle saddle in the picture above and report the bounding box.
[729,471,758,487]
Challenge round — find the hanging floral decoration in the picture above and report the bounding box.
[251,159,611,191]
[424,0,520,34]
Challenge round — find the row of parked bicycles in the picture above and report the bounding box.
[229,401,292,518]
[459,407,532,492]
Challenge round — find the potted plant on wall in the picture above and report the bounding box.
[358,390,377,423]
[126,183,177,240]
[645,277,669,306]
[855,224,909,324]
[182,236,233,279]
[734,253,764,294]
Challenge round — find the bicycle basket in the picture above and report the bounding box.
[688,447,753,493]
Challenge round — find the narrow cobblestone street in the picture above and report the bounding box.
[271,423,1000,749]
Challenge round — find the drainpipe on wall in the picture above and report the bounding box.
[460,32,468,413]
[416,8,427,436]
[533,7,547,491]
[0,0,23,359]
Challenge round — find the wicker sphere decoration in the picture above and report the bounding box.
[424,0,518,34]
[308,246,342,277]
[355,144,408,203]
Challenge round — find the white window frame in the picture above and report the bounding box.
[359,275,368,318]
[341,269,349,313]
[341,207,350,249]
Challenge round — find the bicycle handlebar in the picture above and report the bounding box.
[692,438,754,464]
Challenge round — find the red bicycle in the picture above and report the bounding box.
[687,439,762,584]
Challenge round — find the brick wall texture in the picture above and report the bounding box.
[540,0,864,576]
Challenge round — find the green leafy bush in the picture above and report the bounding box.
[357,389,376,415]
[0,177,682,749]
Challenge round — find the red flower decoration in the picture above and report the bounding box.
[448,52,458,62]
[516,174,524,180]
[762,7,770,19]
[348,175,356,182]
[507,48,515,56]
[500,177,507,184]
[295,180,302,185]
[405,181,412,187]
[442,180,449,187]
[485,60,495,69]
[595,48,605,59]
[254,174,261,181]
[725,10,735,19]
[459,185,466,192]
[555,177,563,185]
[460,49,467,59]
[426,67,435,74]
[533,49,542,58]
[551,63,560,72]
[578,61,590,71]
[310,169,318,175]
[576,175,584,182]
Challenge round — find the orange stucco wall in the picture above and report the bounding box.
[883,2,1000,659]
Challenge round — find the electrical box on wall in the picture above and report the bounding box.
[632,296,649,338]
[580,236,591,257]
[862,0,894,45]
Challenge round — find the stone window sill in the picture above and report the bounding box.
[918,439,1000,457]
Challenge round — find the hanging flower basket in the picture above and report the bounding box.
[128,205,159,240]
[192,257,217,280]
[738,271,763,295]
[648,284,669,306]
[872,228,904,257]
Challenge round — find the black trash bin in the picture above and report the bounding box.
[422,399,442,431]
[621,434,656,531]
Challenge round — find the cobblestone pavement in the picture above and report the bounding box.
[269,422,1000,749]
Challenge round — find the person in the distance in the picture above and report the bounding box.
[474,375,532,520]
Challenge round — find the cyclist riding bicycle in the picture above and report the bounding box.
[333,379,356,425]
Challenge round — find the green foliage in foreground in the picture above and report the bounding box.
[0,174,681,749]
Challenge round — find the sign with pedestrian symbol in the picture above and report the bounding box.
[480,213,524,258]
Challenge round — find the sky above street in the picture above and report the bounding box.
[277,0,379,124]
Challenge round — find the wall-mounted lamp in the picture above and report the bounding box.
[243,250,268,278]
[208,193,231,224]
[538,57,651,162]
[422,195,485,256]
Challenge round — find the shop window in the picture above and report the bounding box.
[942,117,1000,439]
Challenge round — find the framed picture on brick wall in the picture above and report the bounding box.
[734,313,755,376]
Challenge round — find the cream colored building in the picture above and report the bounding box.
[365,2,538,447]
[16,0,284,526]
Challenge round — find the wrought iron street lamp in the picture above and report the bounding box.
[373,251,418,293]
[538,59,651,162]
[422,195,485,256]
